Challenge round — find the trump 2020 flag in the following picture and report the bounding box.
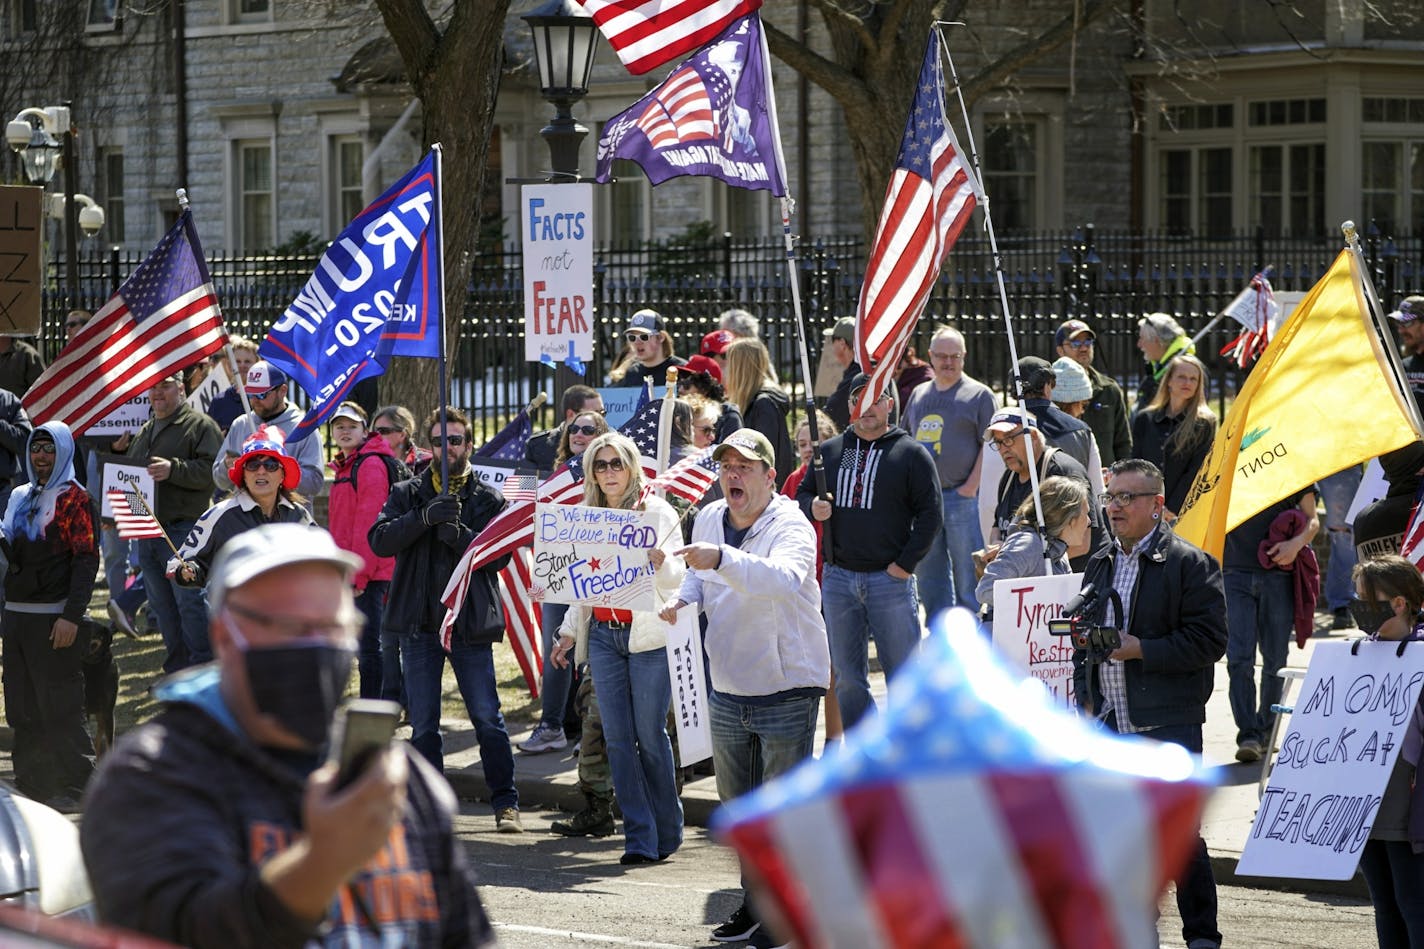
[260,151,443,441]
[853,31,980,419]
[596,13,786,195]
[713,610,1216,948]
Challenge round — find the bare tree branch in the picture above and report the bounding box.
[958,0,1120,106]
[763,18,874,114]
[372,0,441,90]
[801,0,879,54]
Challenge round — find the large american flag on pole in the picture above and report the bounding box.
[23,210,227,433]
[577,0,762,76]
[853,32,980,419]
[713,611,1215,948]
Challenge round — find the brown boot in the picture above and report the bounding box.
[550,795,615,837]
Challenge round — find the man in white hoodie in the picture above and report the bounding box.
[661,428,830,949]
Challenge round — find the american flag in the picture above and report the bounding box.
[475,409,532,461]
[24,211,227,433]
[106,488,165,541]
[632,61,723,150]
[1401,480,1424,570]
[496,549,542,697]
[577,0,762,76]
[640,445,719,505]
[853,33,980,419]
[712,611,1214,948]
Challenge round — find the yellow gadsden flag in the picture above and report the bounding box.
[1175,249,1423,560]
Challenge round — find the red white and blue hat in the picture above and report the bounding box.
[229,425,300,491]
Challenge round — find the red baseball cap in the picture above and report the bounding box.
[683,353,723,381]
[701,330,734,356]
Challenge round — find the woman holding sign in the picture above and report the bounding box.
[974,476,1093,635]
[551,431,686,865]
[1350,555,1424,949]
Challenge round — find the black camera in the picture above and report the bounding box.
[1048,583,1124,662]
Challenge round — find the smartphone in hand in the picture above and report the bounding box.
[327,699,402,791]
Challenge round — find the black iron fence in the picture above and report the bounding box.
[40,224,1423,441]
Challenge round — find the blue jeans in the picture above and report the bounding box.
[354,581,388,699]
[710,690,819,803]
[400,633,517,811]
[822,564,922,729]
[136,524,209,673]
[379,627,405,707]
[914,488,984,619]
[538,603,574,730]
[586,621,682,859]
[1360,838,1424,948]
[101,524,133,604]
[1224,568,1293,745]
[1318,466,1362,610]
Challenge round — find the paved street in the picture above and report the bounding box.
[457,805,1379,948]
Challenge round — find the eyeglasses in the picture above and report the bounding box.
[243,457,283,473]
[1100,491,1157,507]
[592,457,627,473]
[984,431,1024,450]
[694,425,716,436]
[625,332,653,343]
[1066,339,1094,350]
[374,425,401,436]
[28,443,56,455]
[224,601,363,648]
[930,352,966,362]
[250,387,279,400]
[431,434,467,447]
[568,424,600,436]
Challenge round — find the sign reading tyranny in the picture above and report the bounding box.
[1237,641,1424,881]
[531,502,664,612]
[990,572,1083,709]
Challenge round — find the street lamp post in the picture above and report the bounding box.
[522,0,599,180]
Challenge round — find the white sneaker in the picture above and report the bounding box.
[518,723,568,753]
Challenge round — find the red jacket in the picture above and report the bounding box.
[1257,508,1321,649]
[328,433,398,590]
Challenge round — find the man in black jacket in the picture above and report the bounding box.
[81,523,494,948]
[1072,458,1225,949]
[797,373,940,729]
[369,406,522,832]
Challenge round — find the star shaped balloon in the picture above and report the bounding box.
[712,608,1217,949]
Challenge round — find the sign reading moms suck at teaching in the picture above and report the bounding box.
[1237,640,1424,881]
[530,502,663,612]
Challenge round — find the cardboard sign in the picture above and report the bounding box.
[86,392,151,439]
[990,571,1084,709]
[596,385,665,430]
[1237,640,1424,881]
[0,186,44,335]
[666,609,711,765]
[522,183,594,366]
[530,502,664,611]
[99,455,155,520]
[186,362,230,414]
[469,458,522,491]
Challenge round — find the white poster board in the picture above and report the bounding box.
[186,362,230,415]
[1237,640,1424,881]
[990,571,1084,709]
[597,386,666,430]
[666,609,711,765]
[530,502,662,611]
[99,455,155,520]
[522,183,594,366]
[86,392,150,439]
[469,458,521,492]
[1346,459,1387,526]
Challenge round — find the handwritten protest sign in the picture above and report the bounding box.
[990,572,1083,709]
[1237,640,1424,881]
[470,458,521,491]
[531,502,663,611]
[597,386,665,430]
[87,391,150,439]
[666,609,711,765]
[99,455,155,520]
[522,183,593,366]
[186,363,230,414]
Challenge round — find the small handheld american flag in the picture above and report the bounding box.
[107,488,165,541]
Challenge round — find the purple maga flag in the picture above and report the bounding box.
[595,12,786,195]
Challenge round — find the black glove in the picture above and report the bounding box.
[436,521,463,546]
[422,494,461,525]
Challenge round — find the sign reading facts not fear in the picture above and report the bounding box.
[530,502,665,612]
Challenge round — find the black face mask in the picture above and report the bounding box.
[241,643,354,747]
[1348,597,1397,636]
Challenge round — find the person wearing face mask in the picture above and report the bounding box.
[0,422,100,812]
[80,523,495,947]
[1348,555,1424,949]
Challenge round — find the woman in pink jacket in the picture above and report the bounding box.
[328,401,401,699]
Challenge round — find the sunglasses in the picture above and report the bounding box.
[243,457,283,473]
[249,387,279,399]
[569,424,600,436]
[1066,339,1094,350]
[374,425,401,436]
[625,332,653,343]
[431,434,467,447]
[28,443,56,455]
[592,457,627,473]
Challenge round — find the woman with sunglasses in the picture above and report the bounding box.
[372,405,433,476]
[555,410,610,466]
[169,426,312,588]
[551,432,686,864]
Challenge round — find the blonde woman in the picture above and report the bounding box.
[723,337,794,486]
[551,432,686,864]
[1130,353,1216,519]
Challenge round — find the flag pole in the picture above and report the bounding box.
[432,143,450,495]
[938,25,1049,559]
[176,188,251,419]
[1343,220,1424,437]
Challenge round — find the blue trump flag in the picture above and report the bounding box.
[260,151,443,441]
[595,13,786,195]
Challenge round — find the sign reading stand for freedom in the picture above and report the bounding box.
[1237,640,1424,881]
[530,502,664,613]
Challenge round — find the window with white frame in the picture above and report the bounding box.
[331,136,364,232]
[86,0,118,30]
[1362,98,1424,237]
[102,149,124,243]
[1160,146,1232,236]
[712,181,769,239]
[236,139,274,251]
[226,0,269,24]
[981,120,1040,231]
[3,0,36,38]
[1249,143,1324,236]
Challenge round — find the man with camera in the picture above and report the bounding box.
[1071,458,1226,949]
[81,523,494,947]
